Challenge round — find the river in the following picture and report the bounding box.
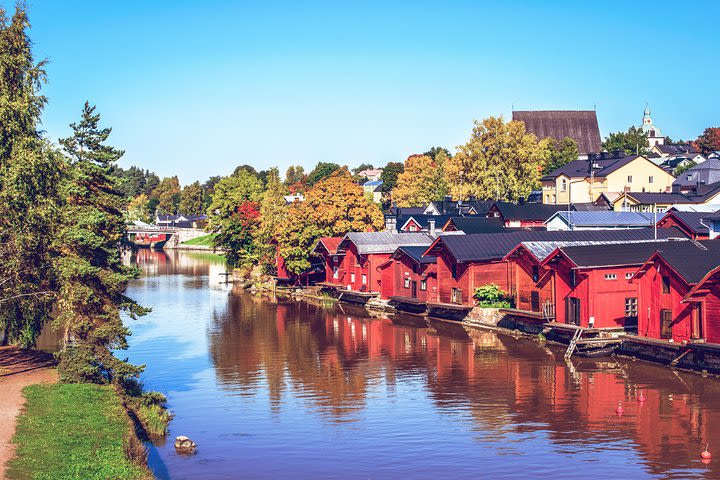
[106,250,720,478]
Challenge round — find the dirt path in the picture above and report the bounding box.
[0,347,57,480]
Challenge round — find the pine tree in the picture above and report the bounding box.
[55,102,148,384]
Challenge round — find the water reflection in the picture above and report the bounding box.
[124,251,720,479]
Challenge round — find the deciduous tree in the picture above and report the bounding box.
[444,117,548,201]
[543,137,579,174]
[380,161,404,194]
[153,176,181,214]
[695,127,720,155]
[257,167,287,270]
[602,126,649,155]
[307,161,340,186]
[178,180,205,214]
[391,154,448,207]
[276,169,384,274]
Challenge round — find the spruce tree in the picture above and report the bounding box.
[55,102,148,384]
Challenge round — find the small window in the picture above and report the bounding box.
[649,176,654,184]
[420,280,427,291]
[605,273,617,280]
[333,266,339,279]
[451,264,458,280]
[350,273,356,283]
[627,175,633,184]
[625,272,633,280]
[660,309,673,338]
[570,270,577,288]
[662,276,671,294]
[532,265,539,283]
[561,178,567,192]
[362,274,367,285]
[625,298,638,318]
[404,278,410,288]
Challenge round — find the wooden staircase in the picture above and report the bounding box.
[565,327,584,359]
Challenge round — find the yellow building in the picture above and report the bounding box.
[541,154,675,205]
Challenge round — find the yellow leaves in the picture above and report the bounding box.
[392,155,448,207]
[445,116,547,202]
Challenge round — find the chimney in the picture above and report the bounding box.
[443,195,452,214]
[613,149,624,158]
[428,219,436,237]
[469,195,476,202]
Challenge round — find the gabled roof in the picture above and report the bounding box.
[542,155,656,180]
[393,246,437,265]
[673,159,720,188]
[424,228,688,263]
[614,192,691,205]
[658,211,710,236]
[396,214,452,232]
[656,143,698,155]
[443,216,506,234]
[646,240,720,284]
[313,236,343,255]
[545,240,693,269]
[546,211,655,227]
[339,232,433,255]
[512,110,601,155]
[509,238,687,264]
[490,202,569,222]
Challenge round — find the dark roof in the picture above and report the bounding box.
[553,240,695,268]
[655,240,720,284]
[394,246,437,264]
[512,110,601,155]
[657,143,698,155]
[339,232,433,255]
[490,202,569,221]
[542,155,647,180]
[661,211,711,236]
[672,159,720,188]
[386,206,426,216]
[444,217,506,234]
[396,214,452,232]
[426,228,688,263]
[620,192,692,204]
[425,199,494,216]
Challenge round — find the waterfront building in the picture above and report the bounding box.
[379,246,437,312]
[441,216,507,234]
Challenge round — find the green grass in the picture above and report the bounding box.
[8,383,150,480]
[180,233,216,246]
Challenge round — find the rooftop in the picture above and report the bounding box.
[546,211,655,227]
[339,231,434,255]
[512,110,601,155]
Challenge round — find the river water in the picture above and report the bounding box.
[116,250,720,479]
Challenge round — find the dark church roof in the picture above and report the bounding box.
[512,110,601,155]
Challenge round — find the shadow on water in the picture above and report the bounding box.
[122,250,720,479]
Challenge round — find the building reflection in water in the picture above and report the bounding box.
[207,292,720,477]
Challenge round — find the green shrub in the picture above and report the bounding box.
[473,284,512,308]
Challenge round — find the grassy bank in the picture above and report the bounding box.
[8,383,151,480]
[180,233,216,246]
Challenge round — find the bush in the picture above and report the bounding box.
[473,284,512,308]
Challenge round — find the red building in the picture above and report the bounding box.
[656,210,710,240]
[539,242,684,329]
[632,241,720,342]
[379,246,437,308]
[310,237,344,285]
[423,229,689,309]
[332,232,433,294]
[276,236,342,285]
[486,201,568,228]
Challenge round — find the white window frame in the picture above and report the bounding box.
[350,273,355,283]
[605,273,617,280]
[361,274,367,285]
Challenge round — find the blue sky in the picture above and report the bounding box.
[18,1,720,184]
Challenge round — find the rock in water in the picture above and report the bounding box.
[174,435,197,455]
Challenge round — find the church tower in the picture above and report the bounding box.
[641,107,665,146]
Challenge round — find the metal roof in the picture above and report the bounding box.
[518,238,686,263]
[339,232,433,255]
[444,216,506,234]
[426,228,689,263]
[551,240,694,268]
[546,211,656,227]
[394,246,437,264]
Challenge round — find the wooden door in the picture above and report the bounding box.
[566,297,580,326]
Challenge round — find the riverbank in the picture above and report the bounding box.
[7,383,152,480]
[0,348,57,480]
